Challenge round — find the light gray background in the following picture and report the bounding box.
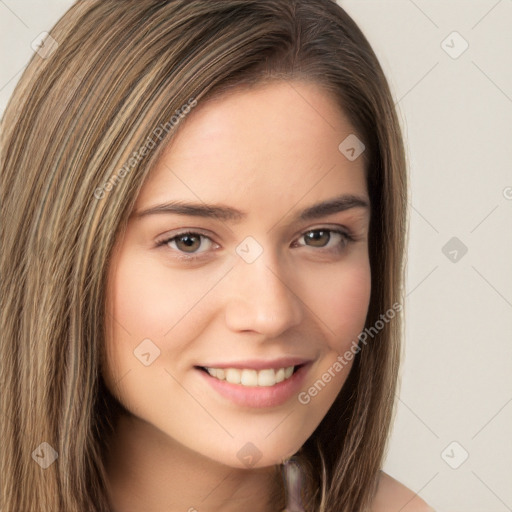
[1,1,511,510]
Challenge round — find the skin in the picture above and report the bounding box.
[102,80,431,512]
[372,473,436,511]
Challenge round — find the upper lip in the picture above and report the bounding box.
[197,357,312,371]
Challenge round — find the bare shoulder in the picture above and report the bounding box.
[370,471,436,512]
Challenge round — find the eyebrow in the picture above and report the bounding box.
[132,194,370,223]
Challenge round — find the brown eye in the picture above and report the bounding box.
[157,231,216,258]
[295,228,354,254]
[174,233,202,253]
[303,230,331,247]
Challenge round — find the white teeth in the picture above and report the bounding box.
[225,368,241,384]
[257,369,276,387]
[241,369,258,386]
[204,366,296,387]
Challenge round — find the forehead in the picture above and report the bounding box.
[135,80,368,217]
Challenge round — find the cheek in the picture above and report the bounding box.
[102,250,221,384]
[102,251,173,387]
[107,250,213,339]
[295,262,371,421]
[310,259,371,349]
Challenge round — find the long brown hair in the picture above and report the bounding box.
[0,1,407,510]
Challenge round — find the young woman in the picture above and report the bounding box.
[0,1,434,511]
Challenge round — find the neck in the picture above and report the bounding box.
[103,412,285,512]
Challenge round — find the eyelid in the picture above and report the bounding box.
[155,224,360,262]
[154,228,215,247]
[155,229,218,261]
[155,222,357,242]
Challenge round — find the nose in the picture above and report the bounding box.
[223,251,303,337]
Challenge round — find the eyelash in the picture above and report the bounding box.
[155,227,356,262]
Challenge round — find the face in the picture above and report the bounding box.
[103,80,372,469]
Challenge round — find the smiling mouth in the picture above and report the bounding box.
[195,365,303,387]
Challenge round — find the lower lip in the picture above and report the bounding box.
[196,363,311,409]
